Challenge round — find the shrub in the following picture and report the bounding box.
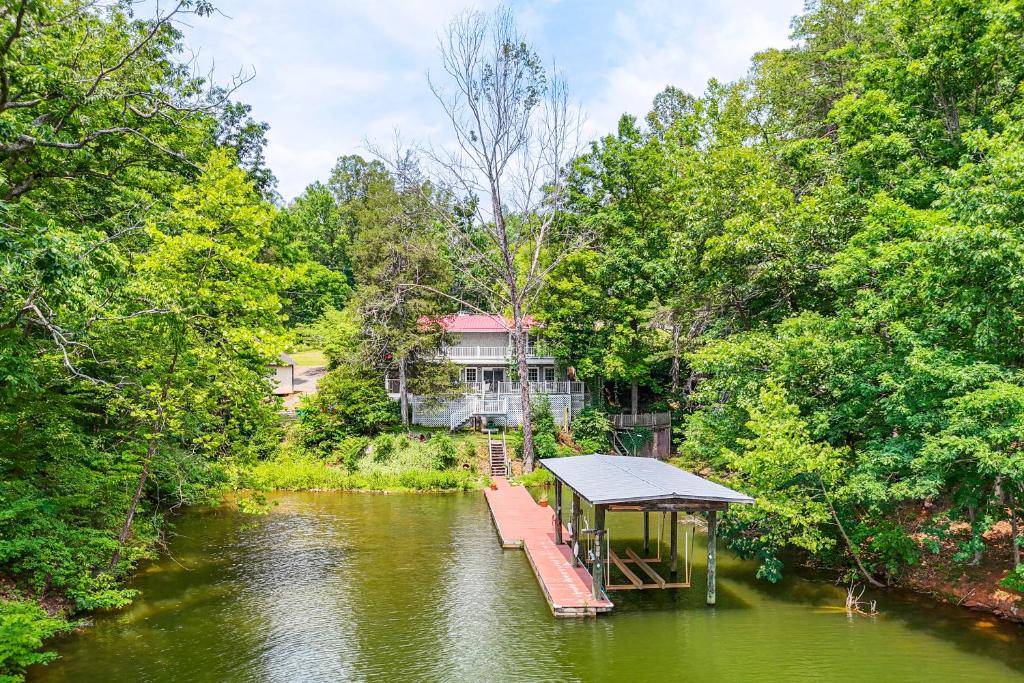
[531,397,560,459]
[249,454,479,492]
[0,600,70,682]
[1002,565,1024,593]
[572,408,612,453]
[429,436,458,471]
[333,437,370,471]
[297,367,399,454]
[0,481,147,612]
[516,468,553,488]
[371,434,399,463]
[458,440,477,466]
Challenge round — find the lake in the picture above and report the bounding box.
[30,491,1024,682]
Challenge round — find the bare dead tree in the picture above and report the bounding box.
[844,582,878,616]
[380,7,587,471]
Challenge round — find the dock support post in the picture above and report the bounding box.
[571,492,581,567]
[706,510,717,605]
[643,511,650,554]
[554,480,563,545]
[669,511,678,576]
[592,505,606,600]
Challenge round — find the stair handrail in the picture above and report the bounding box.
[502,426,510,477]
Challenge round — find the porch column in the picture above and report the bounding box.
[706,510,717,605]
[592,505,606,600]
[553,479,563,545]
[669,511,679,576]
[571,492,581,567]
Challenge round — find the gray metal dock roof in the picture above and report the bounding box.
[539,454,754,506]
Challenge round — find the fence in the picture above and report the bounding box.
[611,412,672,429]
[611,412,672,459]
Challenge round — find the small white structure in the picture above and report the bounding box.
[270,353,296,395]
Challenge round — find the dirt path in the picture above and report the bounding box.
[283,365,326,411]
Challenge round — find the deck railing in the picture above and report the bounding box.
[611,411,672,429]
[440,344,554,359]
[495,381,584,395]
[474,397,508,414]
[389,378,584,396]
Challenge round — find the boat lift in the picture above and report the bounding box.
[540,454,754,604]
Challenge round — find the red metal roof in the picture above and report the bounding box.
[418,313,539,332]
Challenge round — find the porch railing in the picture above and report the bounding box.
[444,345,510,359]
[440,344,554,359]
[389,379,584,396]
[495,381,584,395]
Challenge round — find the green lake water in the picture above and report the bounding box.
[29,491,1024,682]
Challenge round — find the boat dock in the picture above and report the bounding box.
[484,477,614,617]
[485,456,755,617]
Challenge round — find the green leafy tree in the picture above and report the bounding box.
[919,382,1024,568]
[298,368,399,453]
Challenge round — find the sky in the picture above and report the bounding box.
[178,1,806,201]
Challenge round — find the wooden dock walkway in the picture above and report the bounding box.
[484,477,613,617]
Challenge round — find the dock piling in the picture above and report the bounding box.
[706,510,717,605]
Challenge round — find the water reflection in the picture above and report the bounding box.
[30,491,1024,683]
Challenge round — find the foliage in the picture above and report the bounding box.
[297,367,399,452]
[0,600,70,683]
[516,468,554,488]
[250,436,480,492]
[1002,565,1024,593]
[429,436,459,471]
[333,437,371,472]
[531,397,560,459]
[571,408,613,453]
[719,383,842,580]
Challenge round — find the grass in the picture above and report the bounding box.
[289,349,327,366]
[249,457,480,492]
[249,429,486,492]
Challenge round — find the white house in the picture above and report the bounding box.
[386,313,584,430]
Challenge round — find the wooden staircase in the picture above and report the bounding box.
[488,433,508,477]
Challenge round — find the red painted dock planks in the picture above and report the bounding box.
[484,477,614,617]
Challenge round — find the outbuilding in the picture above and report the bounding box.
[270,352,296,395]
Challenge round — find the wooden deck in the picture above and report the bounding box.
[484,477,614,617]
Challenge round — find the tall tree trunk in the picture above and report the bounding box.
[631,378,639,417]
[398,355,409,428]
[514,316,534,472]
[822,482,884,587]
[967,505,983,566]
[1007,486,1020,568]
[670,323,680,394]
[110,436,159,570]
[110,348,178,570]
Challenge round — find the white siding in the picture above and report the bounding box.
[449,331,510,348]
[271,365,293,394]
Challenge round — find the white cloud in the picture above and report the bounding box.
[178,0,804,200]
[582,0,801,137]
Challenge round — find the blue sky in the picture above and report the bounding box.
[180,1,805,200]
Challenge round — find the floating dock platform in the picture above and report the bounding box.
[484,477,613,617]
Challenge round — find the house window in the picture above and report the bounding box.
[544,367,555,382]
[527,367,539,382]
[464,367,478,383]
